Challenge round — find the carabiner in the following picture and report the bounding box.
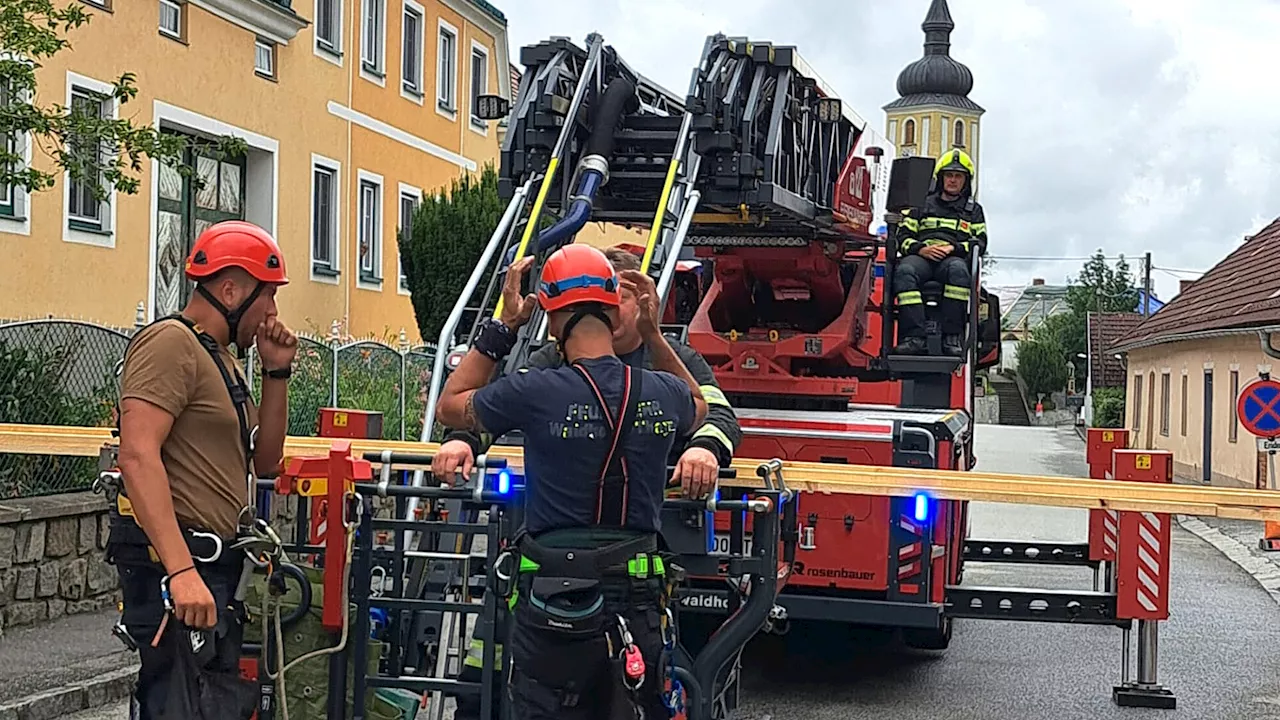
[188,530,224,563]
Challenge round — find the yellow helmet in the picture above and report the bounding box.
[934,149,975,179]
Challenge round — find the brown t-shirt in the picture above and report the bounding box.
[119,318,259,538]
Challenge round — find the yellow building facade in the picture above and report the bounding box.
[883,0,984,198]
[1,0,515,345]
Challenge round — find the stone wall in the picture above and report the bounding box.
[0,493,120,636]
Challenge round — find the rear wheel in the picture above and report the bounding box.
[902,616,952,650]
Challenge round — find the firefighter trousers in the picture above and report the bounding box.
[507,575,669,720]
[113,546,257,720]
[894,253,971,337]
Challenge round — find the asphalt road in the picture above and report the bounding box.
[62,425,1280,720]
[735,424,1280,720]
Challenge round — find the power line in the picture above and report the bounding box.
[986,255,1130,262]
[1152,265,1205,276]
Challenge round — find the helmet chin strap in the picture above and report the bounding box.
[556,304,614,357]
[196,281,265,357]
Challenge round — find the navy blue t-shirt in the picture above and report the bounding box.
[471,355,697,536]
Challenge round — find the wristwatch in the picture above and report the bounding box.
[264,366,292,380]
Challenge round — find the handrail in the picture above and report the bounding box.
[8,423,1280,520]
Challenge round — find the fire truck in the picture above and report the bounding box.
[414,31,1003,715]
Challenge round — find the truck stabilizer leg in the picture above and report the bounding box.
[1112,619,1176,709]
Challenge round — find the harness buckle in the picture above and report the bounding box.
[188,530,224,563]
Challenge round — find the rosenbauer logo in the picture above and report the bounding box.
[792,561,876,581]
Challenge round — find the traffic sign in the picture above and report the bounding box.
[1237,378,1280,438]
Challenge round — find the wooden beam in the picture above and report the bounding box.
[4,423,1280,520]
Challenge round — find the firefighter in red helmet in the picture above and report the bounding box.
[107,220,297,719]
[436,244,708,719]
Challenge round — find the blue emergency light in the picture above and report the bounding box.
[913,493,930,523]
[497,470,512,494]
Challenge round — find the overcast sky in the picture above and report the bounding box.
[498,0,1280,303]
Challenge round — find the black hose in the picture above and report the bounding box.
[672,665,706,720]
[277,563,313,628]
[535,76,640,254]
[585,76,640,159]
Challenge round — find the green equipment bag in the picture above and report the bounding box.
[243,564,406,720]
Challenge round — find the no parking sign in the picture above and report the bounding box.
[1237,378,1280,439]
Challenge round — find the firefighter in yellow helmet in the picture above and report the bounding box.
[892,148,987,356]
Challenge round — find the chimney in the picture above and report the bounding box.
[1031,278,1045,286]
[1179,279,1194,294]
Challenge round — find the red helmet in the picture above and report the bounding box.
[185,220,288,285]
[537,244,620,312]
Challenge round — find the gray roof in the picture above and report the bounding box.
[1002,284,1072,332]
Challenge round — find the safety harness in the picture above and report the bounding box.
[497,360,686,715]
[100,313,281,651]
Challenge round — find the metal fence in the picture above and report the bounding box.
[0,317,435,499]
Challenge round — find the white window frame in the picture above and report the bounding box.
[356,169,384,290]
[435,17,458,120]
[159,0,183,40]
[400,0,425,104]
[359,0,386,86]
[313,0,343,64]
[255,38,276,79]
[0,68,32,236]
[468,40,489,135]
[63,71,118,248]
[309,153,341,284]
[397,182,420,296]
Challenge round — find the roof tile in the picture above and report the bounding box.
[1088,312,1144,387]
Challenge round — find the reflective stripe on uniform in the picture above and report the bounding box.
[699,385,730,407]
[899,216,919,231]
[897,290,923,306]
[464,638,503,669]
[900,238,921,253]
[691,423,733,452]
[944,284,970,301]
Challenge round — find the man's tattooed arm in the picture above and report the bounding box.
[461,393,487,433]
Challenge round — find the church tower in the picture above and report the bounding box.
[884,0,985,197]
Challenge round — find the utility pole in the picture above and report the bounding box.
[1142,251,1153,316]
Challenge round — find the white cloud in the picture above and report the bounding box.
[498,0,1280,302]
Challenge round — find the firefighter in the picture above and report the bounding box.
[435,247,740,720]
[435,244,708,720]
[435,246,738,504]
[892,148,988,357]
[108,221,296,719]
